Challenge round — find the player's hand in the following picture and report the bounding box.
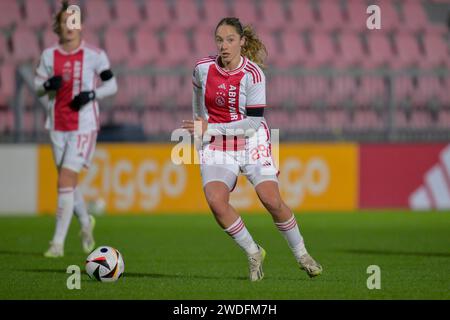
[43,75,63,92]
[182,116,207,136]
[70,91,96,111]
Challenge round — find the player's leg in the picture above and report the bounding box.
[202,163,265,281]
[254,180,322,277]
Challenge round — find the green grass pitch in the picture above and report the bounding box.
[0,212,449,299]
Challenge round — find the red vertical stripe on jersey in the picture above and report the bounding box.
[204,64,245,123]
[53,50,84,131]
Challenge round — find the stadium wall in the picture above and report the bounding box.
[1,143,449,215]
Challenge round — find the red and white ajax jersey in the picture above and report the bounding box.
[35,41,111,132]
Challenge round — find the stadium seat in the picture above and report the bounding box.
[260,0,288,30]
[364,33,394,68]
[437,110,450,128]
[353,110,384,129]
[293,110,323,130]
[83,0,112,30]
[172,0,201,29]
[255,28,280,67]
[410,110,432,128]
[324,109,349,130]
[345,0,370,32]
[0,33,10,63]
[113,0,142,29]
[336,32,365,68]
[202,0,231,29]
[372,0,402,32]
[279,31,309,67]
[143,0,172,29]
[153,75,184,107]
[11,28,41,63]
[43,28,58,48]
[131,27,161,67]
[354,76,386,107]
[229,0,259,26]
[288,0,317,31]
[0,1,21,29]
[0,64,15,106]
[300,75,330,107]
[192,29,217,57]
[394,76,415,105]
[104,27,131,65]
[401,2,431,32]
[328,76,357,107]
[317,0,345,32]
[393,33,423,69]
[159,27,192,67]
[23,0,52,28]
[307,32,336,68]
[412,76,444,107]
[422,33,450,68]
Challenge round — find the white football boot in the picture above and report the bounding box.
[44,242,64,258]
[80,215,96,254]
[247,245,266,281]
[299,253,323,278]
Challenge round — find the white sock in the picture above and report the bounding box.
[275,215,308,261]
[74,188,90,230]
[52,187,75,245]
[224,217,259,255]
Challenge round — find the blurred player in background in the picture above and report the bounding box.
[182,17,322,281]
[34,1,117,257]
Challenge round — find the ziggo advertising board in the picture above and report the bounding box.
[37,143,358,214]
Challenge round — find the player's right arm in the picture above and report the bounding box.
[34,51,62,97]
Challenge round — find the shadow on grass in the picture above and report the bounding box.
[340,249,450,258]
[0,250,46,257]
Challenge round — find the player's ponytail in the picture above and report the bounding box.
[215,17,267,69]
[53,0,70,35]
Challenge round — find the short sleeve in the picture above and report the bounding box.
[95,50,111,74]
[245,71,266,108]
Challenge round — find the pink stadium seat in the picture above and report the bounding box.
[173,0,201,29]
[0,109,14,132]
[83,0,112,30]
[401,2,430,32]
[260,0,287,30]
[394,76,415,103]
[288,1,316,31]
[422,33,449,68]
[279,31,309,67]
[43,29,58,48]
[0,1,21,28]
[160,28,191,67]
[0,33,9,62]
[114,0,142,29]
[328,76,357,106]
[336,32,365,68]
[345,0,369,32]
[355,77,386,107]
[300,75,329,106]
[23,0,52,28]
[364,33,394,68]
[353,110,383,129]
[307,32,336,68]
[0,64,15,106]
[410,110,432,128]
[193,29,217,57]
[83,31,102,49]
[12,28,40,63]
[412,76,443,107]
[143,0,172,29]
[373,0,402,32]
[131,27,161,67]
[324,109,349,129]
[104,27,131,65]
[317,0,345,31]
[264,110,290,129]
[268,76,300,106]
[293,110,323,130]
[202,0,231,29]
[394,33,422,69]
[153,75,184,107]
[437,111,450,128]
[175,75,192,107]
[230,0,258,26]
[256,28,280,67]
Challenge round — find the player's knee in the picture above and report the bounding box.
[260,196,283,214]
[58,168,78,188]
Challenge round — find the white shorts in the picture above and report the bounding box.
[50,130,98,173]
[200,122,279,191]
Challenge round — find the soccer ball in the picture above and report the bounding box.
[88,198,106,216]
[85,246,125,282]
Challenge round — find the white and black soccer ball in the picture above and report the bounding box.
[85,246,125,282]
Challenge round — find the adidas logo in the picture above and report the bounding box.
[218,83,226,90]
[409,145,450,210]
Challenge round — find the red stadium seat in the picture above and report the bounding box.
[83,0,112,30]
[114,0,142,29]
[202,0,231,29]
[260,0,288,30]
[422,33,450,68]
[159,27,192,67]
[0,1,21,29]
[131,27,161,67]
[23,0,52,28]
[288,1,317,31]
[230,0,259,26]
[11,28,41,63]
[364,33,394,68]
[143,0,172,29]
[104,27,131,65]
[307,32,336,68]
[279,31,309,67]
[393,33,423,69]
[172,0,201,29]
[336,32,365,68]
[317,0,345,32]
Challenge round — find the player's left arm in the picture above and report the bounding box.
[70,50,118,111]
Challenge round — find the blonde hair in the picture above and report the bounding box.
[215,17,267,69]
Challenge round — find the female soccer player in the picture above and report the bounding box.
[182,17,322,281]
[34,1,117,257]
